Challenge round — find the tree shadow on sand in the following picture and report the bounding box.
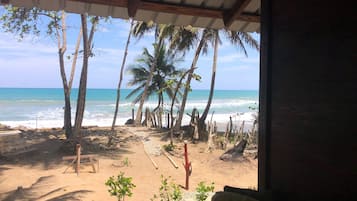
[0,128,135,170]
[0,175,93,201]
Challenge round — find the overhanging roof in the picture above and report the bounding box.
[1,0,260,32]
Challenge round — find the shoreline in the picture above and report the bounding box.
[0,112,255,133]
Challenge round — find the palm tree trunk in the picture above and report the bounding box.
[174,34,206,130]
[111,19,134,131]
[169,68,193,144]
[73,15,99,140]
[199,32,219,125]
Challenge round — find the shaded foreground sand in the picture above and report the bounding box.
[0,126,257,200]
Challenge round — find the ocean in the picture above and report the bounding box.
[0,88,258,130]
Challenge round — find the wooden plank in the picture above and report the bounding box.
[142,141,158,169]
[62,154,97,160]
[162,151,178,168]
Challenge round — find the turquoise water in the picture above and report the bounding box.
[0,88,258,128]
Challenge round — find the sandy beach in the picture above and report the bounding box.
[0,125,257,201]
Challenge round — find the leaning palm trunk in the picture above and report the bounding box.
[111,19,134,131]
[169,68,193,145]
[74,15,99,140]
[174,34,206,130]
[199,32,219,126]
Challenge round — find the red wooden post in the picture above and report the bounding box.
[183,140,191,190]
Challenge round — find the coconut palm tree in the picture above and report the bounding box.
[172,28,259,134]
[126,42,183,112]
[131,21,183,125]
[198,30,259,127]
[172,28,212,131]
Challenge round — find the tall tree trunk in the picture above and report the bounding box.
[56,11,73,139]
[111,19,134,131]
[199,32,219,126]
[74,15,99,140]
[69,27,82,92]
[169,68,192,145]
[174,34,206,130]
[63,27,82,136]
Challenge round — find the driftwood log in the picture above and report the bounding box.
[219,139,247,161]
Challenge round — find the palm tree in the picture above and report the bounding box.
[131,21,180,125]
[198,30,259,127]
[111,19,134,134]
[126,42,183,114]
[172,28,259,134]
[172,28,213,131]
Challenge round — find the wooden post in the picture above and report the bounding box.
[183,141,191,190]
[76,144,81,175]
[132,108,134,120]
[167,113,170,128]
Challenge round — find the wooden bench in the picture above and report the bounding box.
[62,154,99,173]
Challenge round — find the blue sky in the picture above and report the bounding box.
[0,13,260,90]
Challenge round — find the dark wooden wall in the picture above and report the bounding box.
[258,0,357,200]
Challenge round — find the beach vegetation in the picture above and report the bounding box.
[105,172,136,201]
[151,175,183,201]
[162,143,176,152]
[195,181,215,201]
[122,157,131,167]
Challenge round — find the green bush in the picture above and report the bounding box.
[122,157,131,167]
[162,143,176,152]
[105,172,136,201]
[151,175,182,201]
[195,181,215,201]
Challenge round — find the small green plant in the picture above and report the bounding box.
[162,143,176,152]
[105,172,136,201]
[151,175,182,201]
[122,157,131,167]
[195,181,215,201]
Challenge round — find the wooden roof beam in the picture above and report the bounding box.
[224,0,252,27]
[1,0,10,4]
[128,0,141,17]
[65,0,260,23]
